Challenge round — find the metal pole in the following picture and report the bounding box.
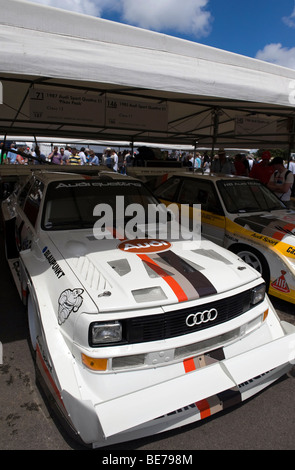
[211,108,220,161]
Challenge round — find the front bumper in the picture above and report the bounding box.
[36,293,295,448]
[57,320,295,448]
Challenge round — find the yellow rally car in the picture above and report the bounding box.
[155,173,295,304]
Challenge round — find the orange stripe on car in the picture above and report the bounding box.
[196,399,211,419]
[138,254,188,302]
[183,357,196,373]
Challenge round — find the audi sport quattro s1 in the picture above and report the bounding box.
[1,170,295,448]
[155,173,295,305]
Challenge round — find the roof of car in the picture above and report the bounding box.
[169,172,251,182]
[30,170,138,184]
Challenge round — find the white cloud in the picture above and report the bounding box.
[28,0,109,16]
[256,43,295,70]
[255,4,295,70]
[27,0,212,37]
[282,3,295,28]
[120,0,212,37]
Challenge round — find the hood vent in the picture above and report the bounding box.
[108,259,131,277]
[72,255,112,293]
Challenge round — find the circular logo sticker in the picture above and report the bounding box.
[118,239,171,254]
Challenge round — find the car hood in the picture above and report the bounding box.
[47,231,261,312]
[233,210,295,242]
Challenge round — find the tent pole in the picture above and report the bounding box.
[130,140,134,157]
[211,108,220,161]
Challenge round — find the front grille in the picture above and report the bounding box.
[90,288,255,347]
[125,289,252,344]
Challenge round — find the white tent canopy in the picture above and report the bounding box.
[1,0,295,150]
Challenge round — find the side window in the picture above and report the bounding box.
[17,180,33,209]
[178,179,224,215]
[178,179,199,205]
[155,178,181,202]
[23,179,44,227]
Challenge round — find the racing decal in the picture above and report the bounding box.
[42,247,65,279]
[183,348,225,373]
[138,253,188,302]
[226,219,279,248]
[227,217,295,263]
[182,349,242,419]
[233,215,295,242]
[226,218,295,261]
[157,369,272,424]
[271,271,290,293]
[139,250,217,302]
[158,250,217,297]
[58,288,84,325]
[286,246,295,256]
[250,232,279,247]
[118,239,171,253]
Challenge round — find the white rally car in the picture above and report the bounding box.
[155,173,295,304]
[2,170,295,448]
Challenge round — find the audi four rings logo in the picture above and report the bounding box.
[186,308,218,327]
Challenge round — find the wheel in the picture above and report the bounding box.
[230,244,270,287]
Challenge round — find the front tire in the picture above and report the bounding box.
[230,244,270,287]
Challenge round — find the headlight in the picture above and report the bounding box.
[250,283,266,306]
[90,321,122,346]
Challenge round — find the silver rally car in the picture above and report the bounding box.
[1,170,295,448]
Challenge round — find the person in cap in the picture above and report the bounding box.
[249,150,274,185]
[267,156,294,208]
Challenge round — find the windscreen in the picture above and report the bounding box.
[217,179,286,213]
[41,178,165,231]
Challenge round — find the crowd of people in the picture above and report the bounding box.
[2,144,134,174]
[179,148,294,207]
[1,142,295,207]
[208,148,295,208]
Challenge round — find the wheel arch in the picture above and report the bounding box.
[228,242,270,287]
[26,286,41,352]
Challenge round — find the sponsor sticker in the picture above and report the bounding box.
[118,239,171,254]
[271,270,290,293]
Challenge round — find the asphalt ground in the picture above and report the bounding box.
[0,230,295,451]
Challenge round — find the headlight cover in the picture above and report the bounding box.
[90,321,122,346]
[250,283,266,306]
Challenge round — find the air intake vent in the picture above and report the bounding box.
[73,256,112,293]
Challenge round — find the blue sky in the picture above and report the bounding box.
[28,0,295,69]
